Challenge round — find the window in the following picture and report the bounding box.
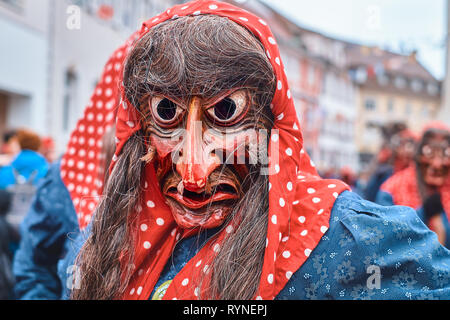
[0,0,24,11]
[68,0,166,33]
[405,102,412,115]
[364,98,376,111]
[427,83,439,96]
[63,70,78,132]
[354,67,367,84]
[387,99,394,112]
[394,76,407,89]
[411,79,423,92]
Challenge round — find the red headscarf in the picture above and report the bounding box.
[61,0,349,300]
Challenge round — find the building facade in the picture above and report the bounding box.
[231,0,357,173]
[301,31,359,173]
[0,0,49,144]
[347,45,442,169]
[0,0,180,154]
[441,0,450,125]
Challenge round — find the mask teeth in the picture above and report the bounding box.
[177,181,184,195]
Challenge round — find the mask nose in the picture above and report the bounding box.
[176,97,220,192]
[430,155,444,169]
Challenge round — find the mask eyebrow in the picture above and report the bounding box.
[202,88,244,109]
[144,92,188,111]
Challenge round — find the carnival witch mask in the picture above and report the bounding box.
[417,127,450,190]
[123,15,275,229]
[390,129,417,171]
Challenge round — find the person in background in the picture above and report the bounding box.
[0,189,16,299]
[320,167,338,180]
[0,130,20,167]
[11,160,78,300]
[354,170,370,198]
[0,129,49,190]
[376,122,450,248]
[13,125,117,300]
[364,122,417,202]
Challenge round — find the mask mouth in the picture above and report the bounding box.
[164,180,239,210]
[161,163,243,211]
[420,162,449,187]
[425,166,449,179]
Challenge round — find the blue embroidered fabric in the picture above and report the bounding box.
[151,191,450,300]
[277,191,450,299]
[376,190,450,250]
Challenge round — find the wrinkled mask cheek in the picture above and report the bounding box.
[149,133,181,181]
[203,128,266,173]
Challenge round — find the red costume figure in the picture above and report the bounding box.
[364,123,418,202]
[379,121,450,247]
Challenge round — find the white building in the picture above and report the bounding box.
[319,65,359,172]
[441,0,450,125]
[227,0,359,173]
[0,0,49,140]
[0,0,180,155]
[300,31,359,173]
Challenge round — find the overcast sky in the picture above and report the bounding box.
[261,0,447,80]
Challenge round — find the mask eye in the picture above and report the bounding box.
[206,90,248,126]
[213,98,236,121]
[445,147,450,158]
[150,96,183,127]
[422,145,432,157]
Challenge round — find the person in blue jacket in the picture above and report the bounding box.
[0,129,49,189]
[12,160,78,299]
[0,189,15,299]
[12,121,117,299]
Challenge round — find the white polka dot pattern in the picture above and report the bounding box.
[60,32,136,231]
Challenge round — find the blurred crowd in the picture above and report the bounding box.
[0,129,55,299]
[320,121,450,249]
[0,119,449,300]
[318,122,421,200]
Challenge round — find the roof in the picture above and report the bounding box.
[345,43,438,83]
